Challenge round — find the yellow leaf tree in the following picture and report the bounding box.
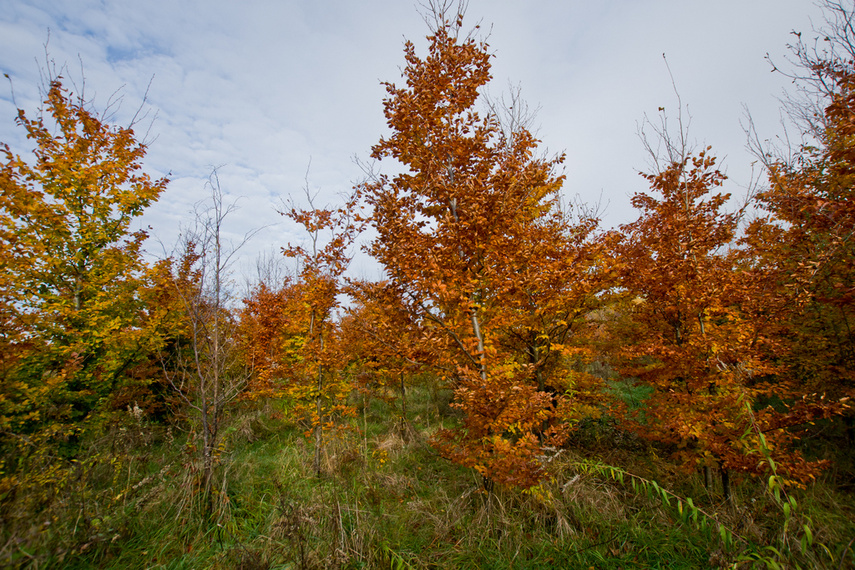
[0,76,167,440]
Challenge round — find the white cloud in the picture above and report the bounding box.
[0,0,829,276]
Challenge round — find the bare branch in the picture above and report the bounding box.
[638,54,694,175]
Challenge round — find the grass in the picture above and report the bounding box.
[2,387,854,569]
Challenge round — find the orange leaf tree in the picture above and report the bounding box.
[745,68,855,418]
[238,279,303,402]
[736,37,855,471]
[613,149,832,494]
[282,190,361,476]
[359,5,603,489]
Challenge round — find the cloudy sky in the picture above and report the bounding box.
[0,0,829,280]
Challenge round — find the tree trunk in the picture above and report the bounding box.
[844,413,854,445]
[363,391,369,463]
[400,372,409,439]
[481,474,495,515]
[721,468,733,506]
[530,343,551,441]
[314,366,323,477]
[470,307,487,383]
[531,343,545,392]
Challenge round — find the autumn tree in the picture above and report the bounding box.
[744,0,855,435]
[282,187,361,476]
[359,2,602,489]
[0,70,172,559]
[238,277,302,402]
[615,151,737,491]
[0,74,167,444]
[612,144,840,497]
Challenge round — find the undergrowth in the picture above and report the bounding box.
[1,388,853,569]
